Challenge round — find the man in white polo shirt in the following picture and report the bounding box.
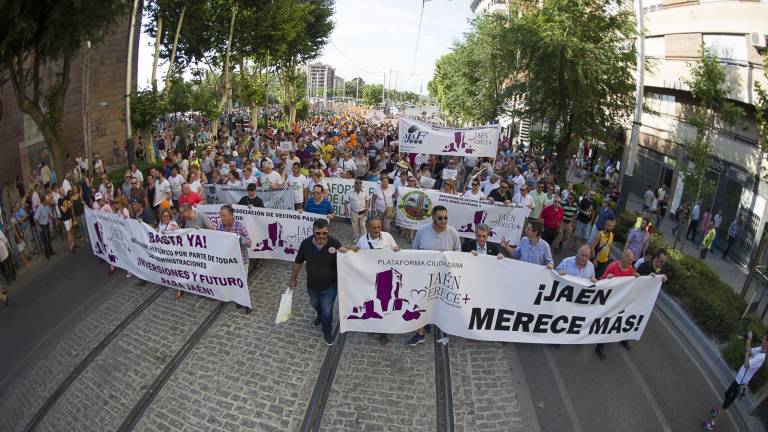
[345,179,369,239]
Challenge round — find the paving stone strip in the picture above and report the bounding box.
[37,290,218,432]
[0,282,159,432]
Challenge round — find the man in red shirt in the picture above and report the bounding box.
[595,248,638,359]
[178,183,203,207]
[540,197,565,245]
[601,249,638,279]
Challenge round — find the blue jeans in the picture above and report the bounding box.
[308,285,337,336]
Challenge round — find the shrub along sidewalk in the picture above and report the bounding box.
[615,211,767,392]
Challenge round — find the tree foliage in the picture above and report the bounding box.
[0,0,131,176]
[429,0,637,183]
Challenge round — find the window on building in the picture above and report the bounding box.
[645,36,665,59]
[703,34,748,65]
[642,0,663,13]
[645,92,676,116]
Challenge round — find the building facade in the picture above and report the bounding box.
[0,11,140,185]
[306,63,336,101]
[622,0,768,266]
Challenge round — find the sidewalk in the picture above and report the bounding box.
[625,196,749,297]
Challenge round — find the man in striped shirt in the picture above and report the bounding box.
[559,193,578,253]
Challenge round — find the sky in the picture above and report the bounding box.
[136,0,475,95]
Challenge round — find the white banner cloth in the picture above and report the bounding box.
[399,118,500,158]
[198,204,320,261]
[338,250,662,344]
[395,187,529,245]
[320,177,379,219]
[84,208,251,307]
[204,184,294,210]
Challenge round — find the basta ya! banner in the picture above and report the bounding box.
[84,208,251,308]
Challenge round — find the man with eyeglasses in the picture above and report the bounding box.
[305,185,335,219]
[290,218,347,345]
[540,196,565,245]
[407,205,461,347]
[121,171,133,198]
[487,180,513,205]
[507,220,554,268]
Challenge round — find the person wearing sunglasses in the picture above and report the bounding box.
[290,218,348,346]
[407,205,461,347]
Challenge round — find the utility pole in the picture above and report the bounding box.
[356,74,360,101]
[124,0,141,167]
[622,0,645,186]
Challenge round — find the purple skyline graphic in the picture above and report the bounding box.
[458,210,496,236]
[93,222,118,263]
[443,131,475,154]
[253,221,297,255]
[347,268,426,321]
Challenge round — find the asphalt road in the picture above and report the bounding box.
[0,237,758,431]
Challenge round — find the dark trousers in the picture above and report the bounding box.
[542,228,559,245]
[722,380,743,410]
[39,224,53,257]
[308,285,337,336]
[723,236,736,259]
[687,219,699,241]
[0,257,16,284]
[595,261,609,279]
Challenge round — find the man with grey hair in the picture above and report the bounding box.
[259,159,284,189]
[556,244,596,281]
[345,179,369,238]
[461,223,502,257]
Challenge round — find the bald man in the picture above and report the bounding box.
[555,244,596,281]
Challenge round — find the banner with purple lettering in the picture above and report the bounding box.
[198,204,321,262]
[395,187,529,245]
[204,184,294,210]
[84,208,251,307]
[338,250,662,344]
[398,118,500,158]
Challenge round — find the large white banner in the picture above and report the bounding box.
[338,250,662,344]
[204,184,294,210]
[320,177,379,219]
[84,208,251,307]
[395,187,529,245]
[198,204,320,261]
[399,118,500,158]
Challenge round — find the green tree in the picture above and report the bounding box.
[362,84,383,105]
[674,46,744,249]
[512,0,636,184]
[131,88,166,163]
[1,0,131,177]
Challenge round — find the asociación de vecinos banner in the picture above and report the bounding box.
[338,250,662,344]
[84,208,251,308]
[398,118,500,158]
[198,204,320,262]
[395,186,529,245]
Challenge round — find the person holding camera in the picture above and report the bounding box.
[703,332,768,430]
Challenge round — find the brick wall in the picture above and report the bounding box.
[0,11,139,185]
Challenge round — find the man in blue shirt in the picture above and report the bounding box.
[507,220,554,268]
[588,197,615,246]
[556,244,596,281]
[304,185,335,219]
[34,194,55,259]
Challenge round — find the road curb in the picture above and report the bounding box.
[611,245,764,431]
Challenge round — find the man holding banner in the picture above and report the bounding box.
[290,218,345,346]
[408,206,461,347]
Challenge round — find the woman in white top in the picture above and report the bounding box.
[462,178,486,200]
[157,208,184,299]
[372,176,396,232]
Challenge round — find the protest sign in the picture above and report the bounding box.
[442,169,458,180]
[321,177,379,219]
[198,204,320,262]
[280,141,293,152]
[338,250,662,344]
[84,208,251,307]
[399,118,500,158]
[204,184,294,210]
[395,187,528,245]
